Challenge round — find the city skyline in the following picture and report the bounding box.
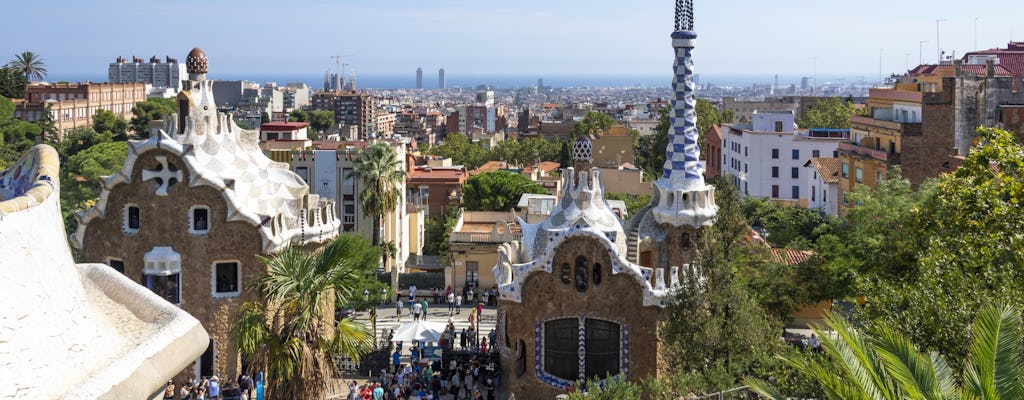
[1,0,1021,79]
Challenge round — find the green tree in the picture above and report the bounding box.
[462,170,546,211]
[353,143,406,290]
[571,111,617,137]
[662,175,780,378]
[859,128,1024,367]
[130,98,176,138]
[797,97,857,129]
[234,235,377,400]
[636,106,669,180]
[5,51,47,81]
[603,192,650,217]
[568,375,642,400]
[424,204,460,256]
[742,197,839,249]
[289,109,308,122]
[0,67,28,99]
[558,141,571,168]
[261,111,270,125]
[427,132,489,169]
[91,109,129,141]
[695,98,723,156]
[748,303,1024,400]
[60,140,128,233]
[309,110,334,139]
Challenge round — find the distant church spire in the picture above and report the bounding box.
[650,0,717,228]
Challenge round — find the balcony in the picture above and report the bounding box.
[838,142,889,162]
[449,230,522,243]
[851,115,922,136]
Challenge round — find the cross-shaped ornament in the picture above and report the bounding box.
[142,156,183,196]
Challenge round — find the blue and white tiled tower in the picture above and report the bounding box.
[652,0,717,228]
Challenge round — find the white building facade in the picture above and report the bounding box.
[108,56,187,91]
[721,112,848,203]
[804,158,841,216]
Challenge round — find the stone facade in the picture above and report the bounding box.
[79,149,263,378]
[72,48,340,383]
[500,235,661,399]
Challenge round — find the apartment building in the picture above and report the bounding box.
[14,82,148,140]
[721,112,848,204]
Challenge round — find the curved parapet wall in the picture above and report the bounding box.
[0,144,59,215]
[0,144,209,399]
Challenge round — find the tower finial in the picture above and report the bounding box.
[675,0,693,32]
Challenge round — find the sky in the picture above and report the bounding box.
[1,0,1022,79]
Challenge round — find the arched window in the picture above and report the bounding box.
[682,233,691,251]
[560,263,571,285]
[575,256,588,292]
[592,263,602,286]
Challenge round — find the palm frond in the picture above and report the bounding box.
[963,303,1024,400]
[817,314,897,400]
[870,324,956,400]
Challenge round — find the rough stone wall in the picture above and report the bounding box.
[906,84,956,187]
[499,236,661,399]
[658,225,699,274]
[81,149,263,380]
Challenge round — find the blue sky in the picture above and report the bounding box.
[1,0,1021,78]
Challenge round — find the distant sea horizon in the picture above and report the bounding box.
[48,72,873,90]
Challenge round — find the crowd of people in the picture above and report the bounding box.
[393,285,500,321]
[163,373,256,400]
[348,318,499,400]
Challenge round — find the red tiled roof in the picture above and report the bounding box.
[909,63,1014,77]
[260,121,310,130]
[522,161,561,174]
[809,157,841,184]
[471,161,510,176]
[408,167,467,183]
[962,42,1024,76]
[770,249,815,266]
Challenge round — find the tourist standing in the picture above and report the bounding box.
[455,294,463,314]
[396,298,404,319]
[163,380,175,400]
[413,301,422,321]
[421,299,429,321]
[433,287,440,304]
[447,291,455,314]
[409,284,418,302]
[208,376,221,399]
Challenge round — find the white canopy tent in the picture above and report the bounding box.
[390,320,447,343]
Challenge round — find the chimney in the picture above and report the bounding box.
[986,59,996,78]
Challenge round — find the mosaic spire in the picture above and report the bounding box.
[650,0,716,228]
[662,0,701,183]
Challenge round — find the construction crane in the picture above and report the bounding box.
[330,52,354,79]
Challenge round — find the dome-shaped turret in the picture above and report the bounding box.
[572,134,592,162]
[186,47,208,74]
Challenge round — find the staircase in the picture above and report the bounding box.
[626,226,640,263]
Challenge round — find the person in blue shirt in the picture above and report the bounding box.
[208,376,221,399]
[372,383,385,400]
[392,349,401,373]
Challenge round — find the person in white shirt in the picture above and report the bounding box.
[412,301,423,321]
[455,294,463,314]
[447,291,455,314]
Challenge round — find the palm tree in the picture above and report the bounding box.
[6,51,47,82]
[747,303,1024,400]
[353,142,406,288]
[234,235,378,400]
